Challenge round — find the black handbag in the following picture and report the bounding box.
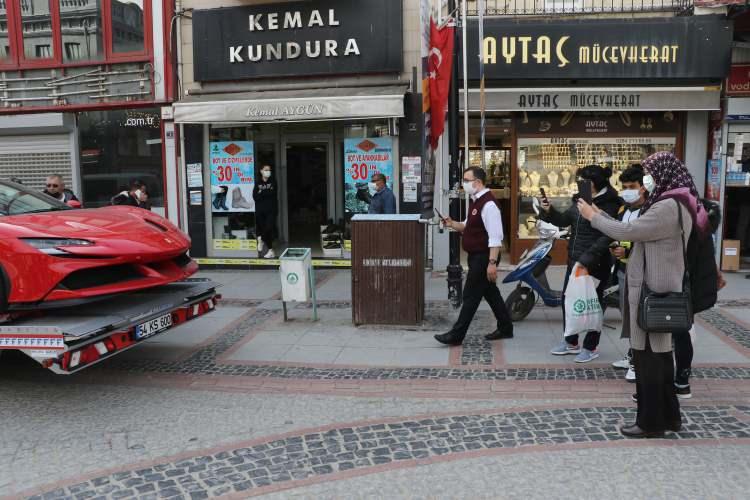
[637,200,693,333]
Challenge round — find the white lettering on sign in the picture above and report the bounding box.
[249,9,339,31]
[362,258,413,268]
[245,103,326,118]
[229,39,359,63]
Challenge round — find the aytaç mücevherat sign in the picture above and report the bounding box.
[192,0,403,82]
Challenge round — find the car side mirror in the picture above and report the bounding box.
[67,200,82,209]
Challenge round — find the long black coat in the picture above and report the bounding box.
[540,186,622,280]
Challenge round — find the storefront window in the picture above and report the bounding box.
[21,0,54,60]
[78,108,163,209]
[111,0,144,53]
[59,0,103,62]
[517,137,676,239]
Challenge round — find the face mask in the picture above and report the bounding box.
[261,170,271,180]
[621,189,641,204]
[134,189,143,199]
[368,182,378,194]
[642,174,656,193]
[462,181,476,195]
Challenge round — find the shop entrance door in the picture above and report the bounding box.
[284,142,329,253]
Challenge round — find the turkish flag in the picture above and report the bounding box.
[428,18,454,150]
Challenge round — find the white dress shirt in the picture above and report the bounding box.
[470,188,504,248]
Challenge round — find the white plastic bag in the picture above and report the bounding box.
[563,264,603,337]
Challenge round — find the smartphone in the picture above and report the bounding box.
[577,179,593,204]
[539,187,548,204]
[434,207,447,221]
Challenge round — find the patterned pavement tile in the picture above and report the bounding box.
[28,405,750,500]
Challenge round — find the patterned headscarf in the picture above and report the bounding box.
[641,151,708,234]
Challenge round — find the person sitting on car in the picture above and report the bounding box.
[42,174,79,204]
[111,179,151,210]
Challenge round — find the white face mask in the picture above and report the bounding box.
[462,181,477,195]
[621,189,641,204]
[261,170,271,180]
[134,189,143,199]
[368,182,378,194]
[642,174,656,193]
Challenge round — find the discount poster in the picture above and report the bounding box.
[209,141,255,213]
[344,137,393,213]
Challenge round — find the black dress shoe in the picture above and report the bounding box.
[434,331,464,346]
[620,424,665,439]
[485,329,513,340]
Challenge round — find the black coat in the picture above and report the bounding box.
[253,179,277,215]
[540,186,622,280]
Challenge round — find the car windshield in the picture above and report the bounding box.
[0,181,70,216]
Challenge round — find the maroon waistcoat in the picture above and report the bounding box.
[462,190,497,254]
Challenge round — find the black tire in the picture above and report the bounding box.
[506,287,536,322]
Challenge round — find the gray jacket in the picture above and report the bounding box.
[591,199,692,353]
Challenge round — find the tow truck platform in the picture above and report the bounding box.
[0,278,220,374]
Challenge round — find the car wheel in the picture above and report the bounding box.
[507,287,536,322]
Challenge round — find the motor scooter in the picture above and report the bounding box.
[502,200,568,321]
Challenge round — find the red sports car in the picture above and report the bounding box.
[0,180,197,311]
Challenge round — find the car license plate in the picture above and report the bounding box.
[135,313,173,340]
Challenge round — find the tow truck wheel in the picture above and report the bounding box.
[507,286,535,322]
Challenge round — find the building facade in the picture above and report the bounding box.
[171,0,426,266]
[0,0,176,219]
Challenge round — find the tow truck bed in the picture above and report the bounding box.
[0,278,220,374]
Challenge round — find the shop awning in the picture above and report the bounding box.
[173,85,408,124]
[459,87,722,112]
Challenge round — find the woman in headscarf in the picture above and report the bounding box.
[578,152,709,438]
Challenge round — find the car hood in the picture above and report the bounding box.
[0,206,190,256]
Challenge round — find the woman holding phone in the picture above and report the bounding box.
[538,165,621,363]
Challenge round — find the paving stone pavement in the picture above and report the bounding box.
[25,405,750,500]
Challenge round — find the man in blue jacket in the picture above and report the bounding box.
[368,173,396,214]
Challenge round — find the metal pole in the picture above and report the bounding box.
[461,0,470,173]
[446,0,463,309]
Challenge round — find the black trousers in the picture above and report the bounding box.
[633,339,681,432]
[451,252,513,339]
[256,210,276,248]
[561,261,608,351]
[673,332,693,386]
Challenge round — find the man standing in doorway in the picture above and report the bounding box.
[367,173,396,214]
[435,167,513,345]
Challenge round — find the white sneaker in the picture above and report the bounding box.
[612,357,630,369]
[625,366,636,382]
[264,249,275,259]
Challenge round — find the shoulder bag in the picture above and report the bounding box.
[637,200,693,333]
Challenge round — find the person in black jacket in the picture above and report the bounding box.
[540,164,622,363]
[111,179,150,210]
[253,165,278,259]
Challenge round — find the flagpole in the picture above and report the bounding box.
[478,0,486,172]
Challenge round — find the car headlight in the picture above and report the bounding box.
[20,238,94,255]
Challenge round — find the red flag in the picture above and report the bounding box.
[428,18,454,150]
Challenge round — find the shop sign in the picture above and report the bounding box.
[516,112,681,136]
[464,16,732,80]
[209,141,255,213]
[192,0,403,82]
[463,88,721,112]
[726,65,750,96]
[344,137,394,214]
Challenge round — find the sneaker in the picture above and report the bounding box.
[612,357,630,369]
[625,366,636,383]
[264,249,275,259]
[574,349,600,363]
[550,341,581,355]
[675,385,692,399]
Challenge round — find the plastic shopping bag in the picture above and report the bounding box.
[563,264,603,337]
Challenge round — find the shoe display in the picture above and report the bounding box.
[550,341,582,355]
[323,242,342,249]
[625,366,636,382]
[574,349,600,363]
[612,357,630,369]
[231,187,254,209]
[485,328,513,340]
[434,331,464,346]
[620,424,664,439]
[675,385,692,399]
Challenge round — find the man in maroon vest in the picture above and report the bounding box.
[435,167,513,345]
